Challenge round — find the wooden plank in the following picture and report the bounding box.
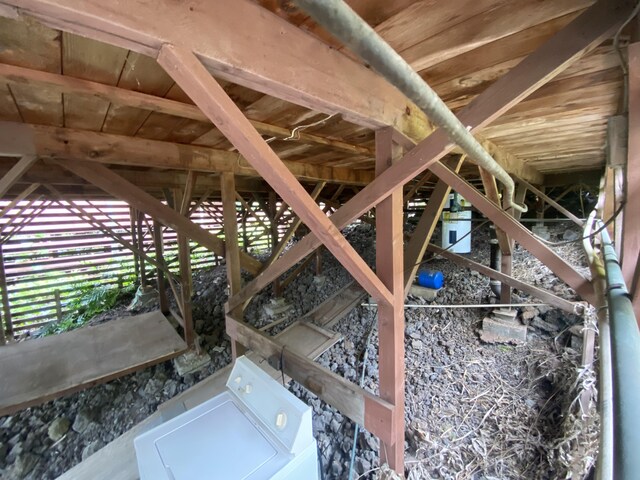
[301,280,367,328]
[274,321,342,360]
[60,32,128,131]
[427,244,579,314]
[52,159,263,275]
[0,155,37,198]
[0,121,375,186]
[158,45,393,307]
[374,127,405,471]
[228,0,626,311]
[0,310,186,416]
[226,314,395,444]
[1,0,542,181]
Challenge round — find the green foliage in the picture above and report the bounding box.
[43,283,136,335]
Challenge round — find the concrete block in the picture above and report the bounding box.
[409,284,440,301]
[263,298,293,318]
[173,349,211,376]
[480,317,527,344]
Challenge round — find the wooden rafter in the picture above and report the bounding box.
[0,155,38,198]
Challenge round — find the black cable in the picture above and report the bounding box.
[279,345,286,387]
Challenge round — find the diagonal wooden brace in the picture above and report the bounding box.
[157,45,393,307]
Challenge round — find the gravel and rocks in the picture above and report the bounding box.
[0,222,598,479]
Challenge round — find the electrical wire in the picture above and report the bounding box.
[613,0,640,112]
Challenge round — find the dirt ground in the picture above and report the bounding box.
[0,222,599,479]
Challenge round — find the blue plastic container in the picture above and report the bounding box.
[417,270,444,289]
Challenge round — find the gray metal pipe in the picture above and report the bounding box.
[599,225,640,479]
[294,0,527,213]
[583,212,612,480]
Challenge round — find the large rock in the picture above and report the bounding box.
[11,452,38,478]
[72,408,98,434]
[81,440,104,461]
[47,417,70,442]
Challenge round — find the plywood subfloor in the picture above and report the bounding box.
[0,310,187,416]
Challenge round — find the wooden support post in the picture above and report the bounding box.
[137,210,147,287]
[130,207,140,283]
[623,42,640,302]
[54,289,63,322]
[315,248,322,276]
[536,186,546,226]
[500,254,513,304]
[153,220,169,314]
[404,157,465,294]
[221,172,245,359]
[0,245,12,339]
[375,128,404,473]
[178,234,194,348]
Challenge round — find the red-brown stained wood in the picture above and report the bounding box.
[374,128,405,472]
[157,45,393,307]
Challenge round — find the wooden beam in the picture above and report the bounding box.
[227,0,626,311]
[518,178,584,227]
[225,314,395,445]
[404,157,465,294]
[0,155,37,198]
[374,128,405,472]
[428,161,595,304]
[623,42,640,292]
[0,62,373,157]
[158,45,393,307]
[427,245,579,314]
[53,159,263,275]
[0,121,375,186]
[177,234,194,348]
